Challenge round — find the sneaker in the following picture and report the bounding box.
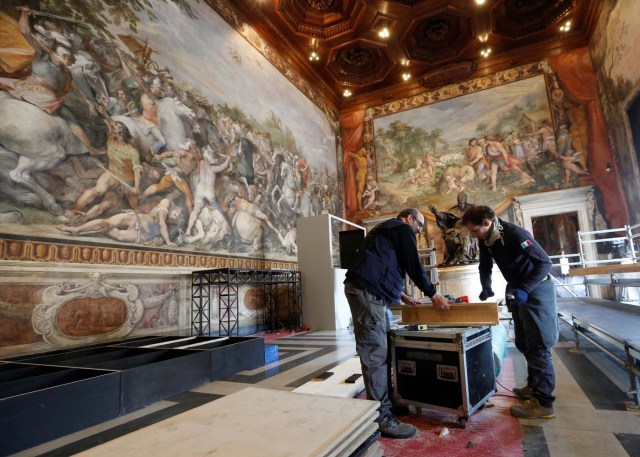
[510,398,555,419]
[512,385,533,399]
[378,416,417,439]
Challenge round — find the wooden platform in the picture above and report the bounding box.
[76,387,380,457]
[293,356,365,398]
[401,302,499,326]
[569,263,640,276]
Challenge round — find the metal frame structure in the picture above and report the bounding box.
[549,224,640,302]
[558,308,640,410]
[191,268,302,337]
[191,271,212,336]
[578,223,640,267]
[550,224,640,410]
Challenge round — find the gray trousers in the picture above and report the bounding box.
[509,277,558,407]
[344,282,392,421]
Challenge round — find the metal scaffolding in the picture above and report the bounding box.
[191,270,212,336]
[191,268,302,336]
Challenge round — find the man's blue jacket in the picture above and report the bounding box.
[345,218,436,305]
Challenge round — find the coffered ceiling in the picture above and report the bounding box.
[225,0,602,111]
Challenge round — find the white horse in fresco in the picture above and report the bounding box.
[0,92,89,216]
[157,97,196,151]
[271,161,313,218]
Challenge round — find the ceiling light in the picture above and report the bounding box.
[378,27,390,39]
[478,33,489,43]
[402,73,411,81]
[480,47,492,58]
[559,20,572,32]
[308,50,320,61]
[343,89,352,97]
[400,58,410,67]
[475,0,486,4]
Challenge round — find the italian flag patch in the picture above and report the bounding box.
[521,240,532,249]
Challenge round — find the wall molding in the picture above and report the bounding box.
[0,238,298,271]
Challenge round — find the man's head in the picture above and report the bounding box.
[117,89,128,102]
[114,121,132,141]
[461,205,495,240]
[150,77,163,96]
[397,208,424,234]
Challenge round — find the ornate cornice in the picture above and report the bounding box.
[0,238,297,271]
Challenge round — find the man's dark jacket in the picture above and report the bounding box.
[345,218,436,305]
[479,219,557,348]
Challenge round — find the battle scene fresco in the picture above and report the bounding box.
[590,0,640,223]
[0,0,341,262]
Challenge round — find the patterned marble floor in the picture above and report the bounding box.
[11,326,640,457]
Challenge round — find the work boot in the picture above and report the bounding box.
[378,416,417,439]
[510,398,555,419]
[512,385,533,399]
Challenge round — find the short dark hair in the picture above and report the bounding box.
[397,208,420,220]
[462,205,495,225]
[114,121,132,141]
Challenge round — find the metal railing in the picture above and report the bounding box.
[578,223,640,266]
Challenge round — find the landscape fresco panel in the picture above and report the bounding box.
[373,75,588,213]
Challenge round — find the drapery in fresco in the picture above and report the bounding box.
[341,110,365,219]
[589,0,640,223]
[548,47,629,228]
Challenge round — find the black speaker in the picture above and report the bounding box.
[339,229,365,270]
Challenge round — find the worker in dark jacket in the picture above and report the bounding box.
[462,205,558,419]
[345,208,450,438]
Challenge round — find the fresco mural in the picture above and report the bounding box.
[343,57,628,229]
[371,75,584,214]
[0,0,341,262]
[590,0,640,223]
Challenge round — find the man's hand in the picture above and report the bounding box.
[401,294,421,306]
[506,288,528,307]
[430,293,450,312]
[479,289,495,301]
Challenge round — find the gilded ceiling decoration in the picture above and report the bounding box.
[234,0,597,107]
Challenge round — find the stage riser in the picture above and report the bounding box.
[0,336,265,454]
[0,364,121,457]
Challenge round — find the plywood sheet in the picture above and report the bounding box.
[293,356,365,398]
[401,303,499,326]
[76,387,379,457]
[328,421,377,457]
